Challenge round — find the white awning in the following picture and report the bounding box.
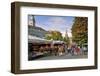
[28,35,65,44]
[28,35,52,43]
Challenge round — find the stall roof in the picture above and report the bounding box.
[28,35,52,43]
[28,35,65,44]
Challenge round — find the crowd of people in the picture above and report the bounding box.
[32,43,87,57]
[28,42,88,60]
[38,44,65,56]
[67,45,82,56]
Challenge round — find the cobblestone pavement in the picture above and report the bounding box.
[34,54,88,60]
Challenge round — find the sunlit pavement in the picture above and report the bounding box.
[35,54,88,60]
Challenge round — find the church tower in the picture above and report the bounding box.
[28,15,35,27]
[65,30,68,39]
[65,30,72,45]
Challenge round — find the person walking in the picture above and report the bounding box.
[75,46,80,55]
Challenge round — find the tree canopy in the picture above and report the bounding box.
[45,31,63,40]
[45,30,70,45]
[71,17,88,45]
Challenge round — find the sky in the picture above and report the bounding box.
[33,15,75,37]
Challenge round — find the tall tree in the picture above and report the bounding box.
[71,17,88,45]
[45,31,63,41]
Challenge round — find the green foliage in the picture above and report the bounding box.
[45,34,52,40]
[64,37,70,44]
[45,31,63,40]
[45,31,70,45]
[71,17,88,45]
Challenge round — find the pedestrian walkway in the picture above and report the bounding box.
[35,54,87,60]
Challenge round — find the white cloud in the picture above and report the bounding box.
[62,31,72,38]
[61,32,66,37]
[47,17,66,26]
[68,32,72,37]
